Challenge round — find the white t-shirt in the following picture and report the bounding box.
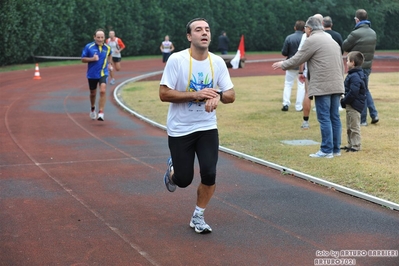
[162,41,173,53]
[160,49,234,137]
[107,38,121,58]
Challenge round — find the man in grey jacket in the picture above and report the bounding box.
[273,16,344,158]
[343,9,379,126]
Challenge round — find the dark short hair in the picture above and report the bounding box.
[323,16,333,28]
[94,28,105,36]
[355,9,368,21]
[295,20,305,31]
[347,51,365,67]
[186,18,208,34]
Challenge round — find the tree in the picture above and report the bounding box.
[0,0,398,66]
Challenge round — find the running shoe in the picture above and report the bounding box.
[301,121,309,129]
[110,78,115,85]
[190,214,212,234]
[90,108,96,120]
[163,157,176,192]
[309,150,333,158]
[97,112,104,121]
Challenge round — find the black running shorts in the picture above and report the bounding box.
[88,76,107,90]
[168,129,219,187]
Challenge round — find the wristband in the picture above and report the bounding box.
[298,72,303,74]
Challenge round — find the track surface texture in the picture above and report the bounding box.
[1,53,398,266]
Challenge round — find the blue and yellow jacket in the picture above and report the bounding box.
[81,42,112,79]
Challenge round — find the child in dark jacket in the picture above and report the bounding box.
[341,51,368,152]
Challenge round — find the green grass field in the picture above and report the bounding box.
[121,72,399,204]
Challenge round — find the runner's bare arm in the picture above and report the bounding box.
[220,88,235,104]
[159,85,219,103]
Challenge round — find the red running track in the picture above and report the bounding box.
[0,54,398,265]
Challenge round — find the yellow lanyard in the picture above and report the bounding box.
[186,49,214,92]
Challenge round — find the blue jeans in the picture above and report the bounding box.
[361,68,378,123]
[314,94,342,154]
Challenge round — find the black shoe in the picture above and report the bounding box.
[281,105,289,111]
[371,116,379,124]
[340,146,350,150]
[346,148,358,152]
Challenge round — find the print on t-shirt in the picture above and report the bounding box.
[188,72,213,108]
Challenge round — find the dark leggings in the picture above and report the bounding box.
[168,129,219,187]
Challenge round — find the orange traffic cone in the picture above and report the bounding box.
[33,63,41,80]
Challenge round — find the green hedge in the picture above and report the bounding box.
[1,0,398,66]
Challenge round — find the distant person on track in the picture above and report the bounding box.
[280,20,305,112]
[217,31,229,55]
[160,35,175,63]
[341,51,368,152]
[106,30,126,85]
[81,28,112,121]
[343,9,379,126]
[159,18,235,234]
[273,16,344,158]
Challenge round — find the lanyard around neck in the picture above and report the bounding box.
[186,49,214,92]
